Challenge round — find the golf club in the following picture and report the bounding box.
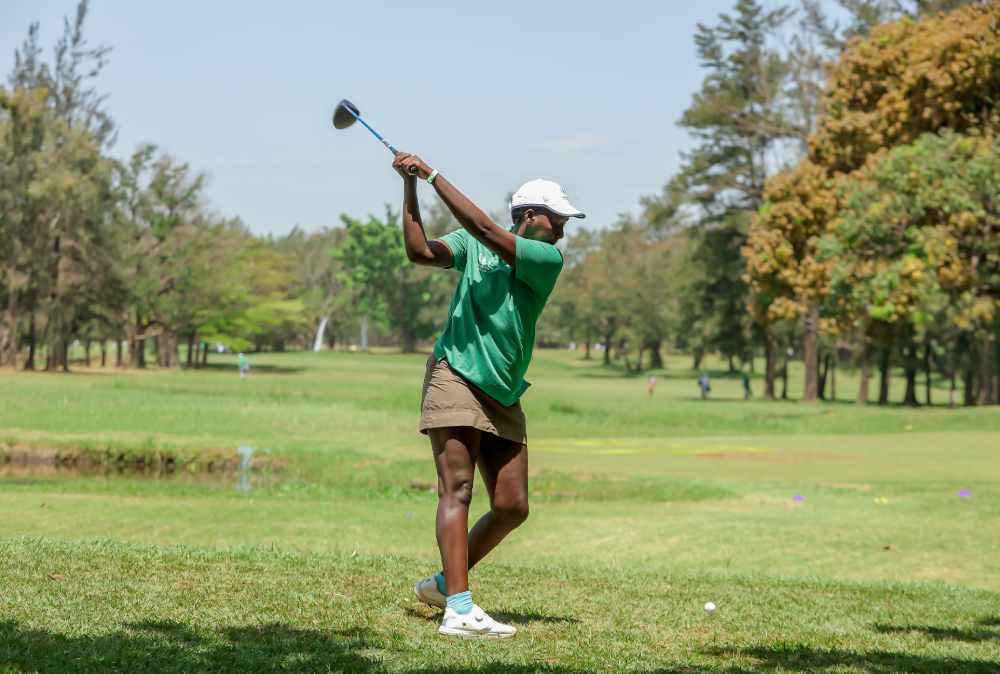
[332,99,417,174]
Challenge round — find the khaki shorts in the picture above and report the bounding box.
[419,355,527,444]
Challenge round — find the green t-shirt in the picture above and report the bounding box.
[433,228,564,406]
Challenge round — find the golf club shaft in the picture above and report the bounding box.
[359,117,399,155]
[341,102,417,174]
[344,106,398,155]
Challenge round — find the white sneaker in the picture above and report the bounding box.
[438,604,516,639]
[413,575,446,609]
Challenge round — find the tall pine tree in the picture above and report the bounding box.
[675,0,796,378]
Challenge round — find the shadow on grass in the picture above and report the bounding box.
[709,644,1000,673]
[0,617,755,674]
[0,619,379,673]
[875,622,1000,642]
[405,664,754,674]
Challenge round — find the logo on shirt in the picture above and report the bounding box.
[477,252,499,273]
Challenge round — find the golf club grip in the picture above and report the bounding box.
[391,149,420,176]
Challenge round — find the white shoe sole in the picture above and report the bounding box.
[438,625,515,639]
[413,582,445,609]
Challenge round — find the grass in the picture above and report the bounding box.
[2,538,999,673]
[1,349,999,672]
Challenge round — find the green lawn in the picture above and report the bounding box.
[1,349,999,672]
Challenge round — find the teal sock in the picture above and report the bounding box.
[446,590,473,615]
[434,572,446,595]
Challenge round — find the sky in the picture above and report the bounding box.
[4,0,801,236]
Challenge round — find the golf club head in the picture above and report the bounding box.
[332,99,360,129]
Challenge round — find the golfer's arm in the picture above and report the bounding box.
[432,175,517,268]
[402,177,453,268]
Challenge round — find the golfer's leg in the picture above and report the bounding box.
[467,434,528,570]
[430,427,480,595]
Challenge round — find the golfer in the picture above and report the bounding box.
[391,152,584,638]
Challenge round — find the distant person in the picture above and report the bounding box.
[238,352,249,380]
[647,375,657,398]
[742,371,753,400]
[392,151,585,639]
[699,372,711,400]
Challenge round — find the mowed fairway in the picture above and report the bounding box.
[1,350,999,673]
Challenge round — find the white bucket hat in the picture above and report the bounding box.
[510,179,586,222]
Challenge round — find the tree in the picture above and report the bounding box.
[543,227,601,356]
[334,209,446,353]
[670,0,797,385]
[747,1,1000,401]
[821,132,1000,406]
[0,87,48,367]
[2,0,116,371]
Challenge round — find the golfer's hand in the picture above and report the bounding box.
[393,152,433,181]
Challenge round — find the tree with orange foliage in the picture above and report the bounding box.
[745,1,1000,403]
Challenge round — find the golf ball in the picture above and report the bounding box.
[704,601,716,613]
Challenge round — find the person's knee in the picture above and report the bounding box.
[439,476,474,507]
[492,494,529,526]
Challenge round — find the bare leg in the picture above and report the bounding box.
[467,434,529,570]
[430,427,481,595]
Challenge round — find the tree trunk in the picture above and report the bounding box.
[830,353,837,402]
[963,349,975,407]
[924,339,933,407]
[781,341,789,400]
[4,269,17,369]
[993,332,1000,403]
[763,329,776,400]
[187,333,196,368]
[647,339,663,369]
[903,367,919,406]
[902,333,919,407]
[160,332,178,368]
[360,314,369,352]
[132,336,147,368]
[858,342,871,405]
[803,302,819,402]
[201,341,209,366]
[401,328,418,354]
[692,347,704,371]
[25,309,36,371]
[995,334,1000,406]
[47,330,67,372]
[818,352,830,400]
[878,345,891,405]
[84,340,92,367]
[116,339,122,368]
[727,354,735,373]
[128,331,137,368]
[584,339,591,360]
[949,369,956,408]
[603,331,613,366]
[978,335,995,405]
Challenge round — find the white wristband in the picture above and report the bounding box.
[427,169,440,185]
